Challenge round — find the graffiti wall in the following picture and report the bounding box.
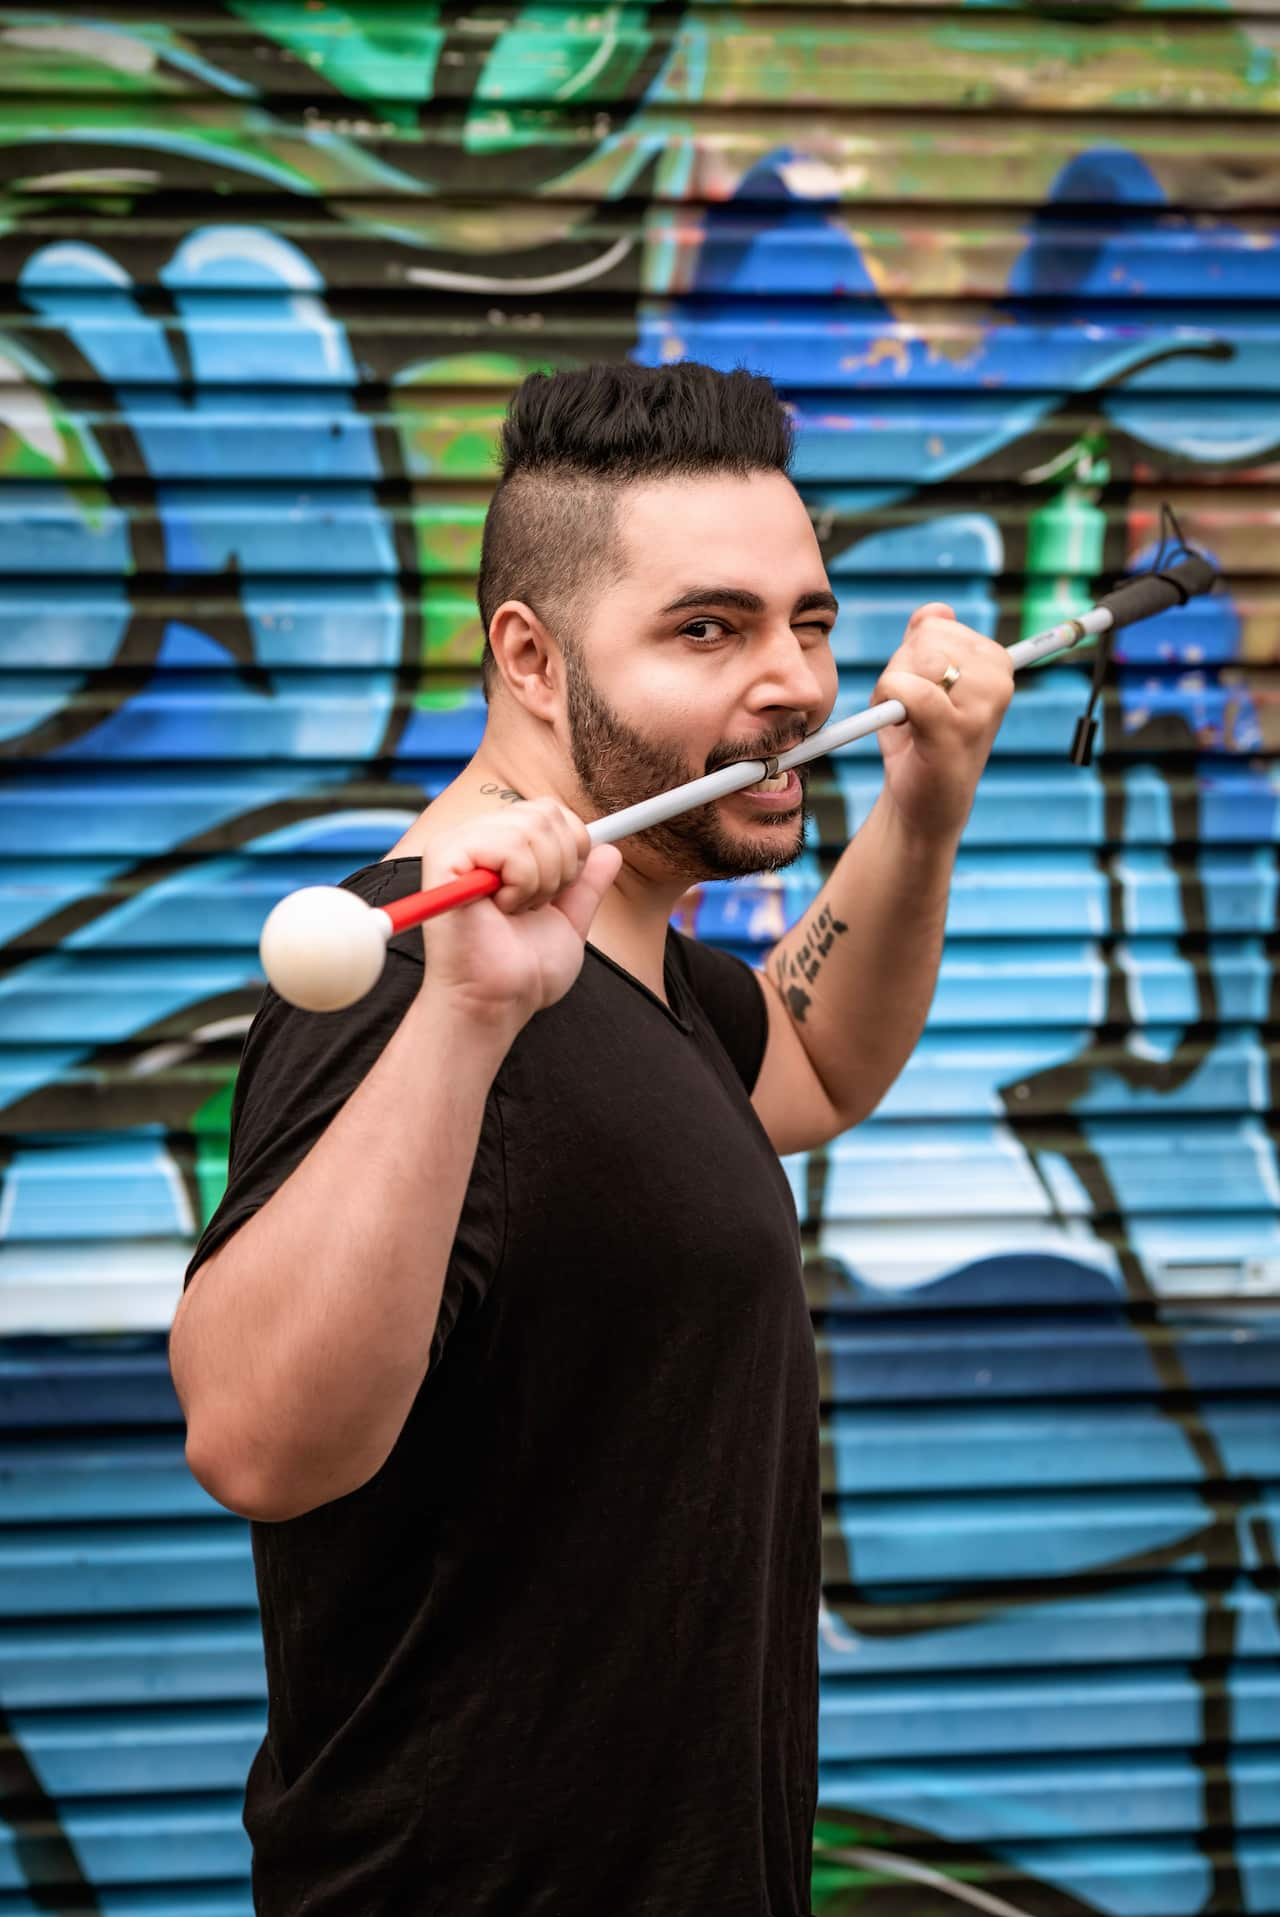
[1,1,1279,1909]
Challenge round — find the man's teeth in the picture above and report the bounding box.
[748,770,791,792]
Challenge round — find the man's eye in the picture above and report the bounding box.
[679,619,833,645]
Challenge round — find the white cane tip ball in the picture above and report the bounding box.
[259,886,388,1012]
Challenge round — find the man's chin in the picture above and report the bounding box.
[701,810,808,879]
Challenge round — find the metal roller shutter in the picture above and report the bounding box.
[0,2,1278,1910]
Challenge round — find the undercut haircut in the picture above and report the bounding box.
[475,362,796,700]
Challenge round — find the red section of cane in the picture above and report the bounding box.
[381,867,502,934]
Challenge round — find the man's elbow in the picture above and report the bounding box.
[184,1425,296,1522]
[829,1086,889,1137]
[809,1060,882,1138]
[184,1417,385,1524]
[184,1426,335,1525]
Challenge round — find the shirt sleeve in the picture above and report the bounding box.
[669,930,769,1094]
[183,863,506,1370]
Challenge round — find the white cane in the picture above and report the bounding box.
[261,552,1217,1011]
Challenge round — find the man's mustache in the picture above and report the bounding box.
[704,724,809,776]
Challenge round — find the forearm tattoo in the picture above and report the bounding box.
[479,782,525,803]
[771,903,849,1024]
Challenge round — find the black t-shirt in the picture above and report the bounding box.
[184,857,821,1917]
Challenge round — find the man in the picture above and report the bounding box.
[171,360,1014,1915]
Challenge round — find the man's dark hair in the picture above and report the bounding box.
[475,362,795,699]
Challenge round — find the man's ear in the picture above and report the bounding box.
[487,600,562,721]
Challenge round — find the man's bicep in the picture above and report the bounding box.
[182,961,416,1291]
[750,968,853,1155]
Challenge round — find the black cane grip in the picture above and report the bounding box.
[1096,552,1217,629]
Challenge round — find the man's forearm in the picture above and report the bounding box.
[765,791,960,1127]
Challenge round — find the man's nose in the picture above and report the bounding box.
[747,624,830,717]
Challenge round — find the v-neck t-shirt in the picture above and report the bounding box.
[184,855,821,1916]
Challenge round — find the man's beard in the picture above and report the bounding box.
[563,647,811,882]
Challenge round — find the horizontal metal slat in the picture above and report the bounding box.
[0,1436,213,1522]
[2,13,1277,114]
[169,1111,1280,1196]
[0,484,1275,578]
[0,851,1273,951]
[0,1494,1275,1612]
[0,1818,1276,1909]
[3,671,1275,764]
[0,1794,248,1892]
[6,1699,1280,1809]
[5,1703,264,1799]
[1,1592,1277,1711]
[1,1398,1275,1520]
[822,1484,1280,1586]
[2,103,1280,212]
[817,1667,1280,1757]
[1,662,1094,759]
[3,1028,1278,1120]
[819,1315,1280,1401]
[5,105,1278,208]
[3,391,1277,482]
[0,1337,176,1429]
[0,581,1278,669]
[0,1880,249,1916]
[0,490,1275,594]
[1,1234,1277,1342]
[819,1575,1280,1674]
[806,1112,1280,1220]
[0,938,1273,1045]
[9,301,1280,392]
[0,1244,193,1337]
[809,1227,1280,1307]
[822,1398,1280,1494]
[5,763,1277,854]
[868,1026,1280,1117]
[810,1831,1280,1910]
[4,1117,1273,1253]
[0,668,1249,763]
[0,1615,264,1709]
[0,1521,254,1618]
[0,759,1273,860]
[0,1579,1274,1710]
[817,1747,1280,1842]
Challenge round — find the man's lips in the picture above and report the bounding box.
[705,737,807,780]
[730,767,803,810]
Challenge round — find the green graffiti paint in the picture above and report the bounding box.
[227,0,447,125]
[474,3,653,111]
[422,599,485,668]
[189,1076,236,1226]
[413,674,476,712]
[408,502,486,578]
[1021,435,1110,640]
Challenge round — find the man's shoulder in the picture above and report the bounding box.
[238,860,425,1078]
[338,856,419,903]
[333,858,426,967]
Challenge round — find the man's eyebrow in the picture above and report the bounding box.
[657,586,839,618]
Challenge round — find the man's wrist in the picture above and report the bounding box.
[872,790,965,872]
[412,978,526,1062]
